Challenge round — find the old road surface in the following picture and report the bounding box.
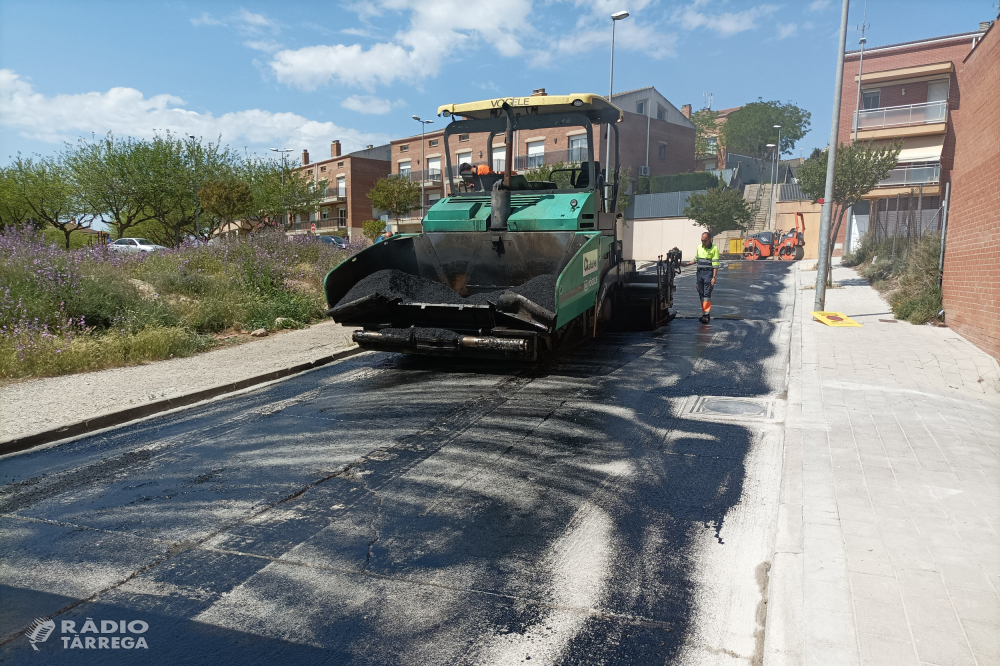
[1,261,794,666]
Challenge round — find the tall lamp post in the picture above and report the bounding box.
[606,10,629,208]
[766,143,776,229]
[770,124,781,229]
[411,116,434,222]
[853,0,869,144]
[270,147,293,231]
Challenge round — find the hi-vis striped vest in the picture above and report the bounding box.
[696,244,720,270]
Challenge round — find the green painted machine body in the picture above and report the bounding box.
[422,191,597,233]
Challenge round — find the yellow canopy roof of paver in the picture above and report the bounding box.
[437,94,623,123]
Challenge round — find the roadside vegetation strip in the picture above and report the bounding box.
[0,345,366,457]
[0,227,363,380]
[843,232,943,324]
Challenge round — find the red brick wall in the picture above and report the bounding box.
[942,26,1000,359]
[345,157,391,234]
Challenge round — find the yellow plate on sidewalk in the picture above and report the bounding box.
[811,311,862,327]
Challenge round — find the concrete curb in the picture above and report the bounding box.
[762,263,805,666]
[0,345,366,457]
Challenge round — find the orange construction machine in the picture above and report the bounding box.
[743,212,806,261]
[775,212,806,261]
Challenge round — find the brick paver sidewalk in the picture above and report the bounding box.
[765,261,1000,666]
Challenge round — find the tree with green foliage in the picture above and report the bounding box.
[721,99,811,178]
[367,176,421,224]
[0,167,32,228]
[283,163,327,231]
[65,134,155,240]
[10,156,93,249]
[199,180,253,237]
[362,219,386,243]
[682,187,752,237]
[691,108,721,158]
[797,140,901,284]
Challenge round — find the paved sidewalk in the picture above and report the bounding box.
[0,320,356,443]
[765,261,1000,666]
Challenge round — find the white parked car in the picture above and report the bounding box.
[108,238,165,253]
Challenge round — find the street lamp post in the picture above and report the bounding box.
[605,10,629,209]
[270,147,293,232]
[770,124,781,229]
[411,116,434,222]
[766,143,777,229]
[853,0,869,144]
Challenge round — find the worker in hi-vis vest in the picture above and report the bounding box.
[680,232,720,324]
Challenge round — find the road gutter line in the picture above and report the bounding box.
[0,345,367,458]
[762,263,806,666]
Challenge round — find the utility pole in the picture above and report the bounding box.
[852,0,869,144]
[606,10,629,210]
[411,116,434,221]
[815,0,851,310]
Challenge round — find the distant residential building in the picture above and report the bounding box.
[691,106,742,173]
[388,87,695,226]
[289,140,391,240]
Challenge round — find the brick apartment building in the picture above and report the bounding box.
[289,141,391,240]
[834,27,990,255]
[940,19,1000,358]
[388,87,695,224]
[834,19,998,357]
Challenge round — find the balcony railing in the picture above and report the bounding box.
[853,100,947,131]
[878,163,941,188]
[323,186,346,200]
[396,169,442,183]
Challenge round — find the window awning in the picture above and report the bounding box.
[885,135,944,163]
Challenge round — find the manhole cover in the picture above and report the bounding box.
[701,399,766,416]
[682,396,779,422]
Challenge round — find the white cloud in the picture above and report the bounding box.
[190,8,281,36]
[777,23,798,39]
[269,0,534,91]
[672,3,780,37]
[190,12,223,26]
[340,27,373,37]
[244,40,283,53]
[341,95,406,115]
[809,0,832,10]
[0,69,387,156]
[233,8,279,35]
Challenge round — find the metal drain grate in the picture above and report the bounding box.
[682,395,779,422]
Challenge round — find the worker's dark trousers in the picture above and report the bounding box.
[696,270,714,315]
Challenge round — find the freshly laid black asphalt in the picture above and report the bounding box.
[0,261,793,665]
[338,269,558,311]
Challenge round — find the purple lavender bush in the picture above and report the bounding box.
[0,227,356,379]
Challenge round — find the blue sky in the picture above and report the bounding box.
[0,0,994,166]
